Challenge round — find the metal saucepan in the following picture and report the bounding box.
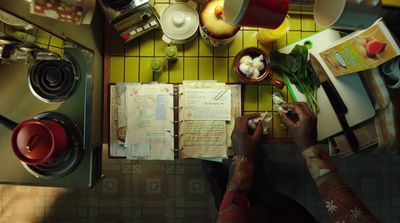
[0,115,68,165]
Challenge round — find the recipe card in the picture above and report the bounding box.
[184,88,231,121]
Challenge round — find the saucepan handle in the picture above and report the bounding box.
[269,76,286,90]
[0,115,18,130]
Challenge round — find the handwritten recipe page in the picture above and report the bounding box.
[125,84,174,160]
[184,88,232,121]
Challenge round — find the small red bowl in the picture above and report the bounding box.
[234,47,285,89]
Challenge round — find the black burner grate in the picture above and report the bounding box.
[28,54,80,103]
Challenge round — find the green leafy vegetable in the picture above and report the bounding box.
[271,45,320,114]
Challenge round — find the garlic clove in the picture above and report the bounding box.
[253,60,265,71]
[239,62,254,76]
[252,55,265,71]
[239,55,253,64]
[274,104,288,113]
[272,92,285,104]
[251,69,260,79]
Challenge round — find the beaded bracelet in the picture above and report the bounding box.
[232,155,253,162]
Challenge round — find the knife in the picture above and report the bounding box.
[309,54,359,152]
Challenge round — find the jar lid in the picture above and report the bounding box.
[161,2,199,41]
[165,46,177,57]
[151,59,163,70]
[12,120,53,162]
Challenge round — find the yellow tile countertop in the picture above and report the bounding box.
[104,1,322,143]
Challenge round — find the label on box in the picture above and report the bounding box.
[319,19,400,77]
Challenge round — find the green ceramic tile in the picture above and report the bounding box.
[199,38,213,57]
[290,14,301,31]
[229,31,243,56]
[272,112,287,138]
[110,56,125,83]
[258,85,273,111]
[228,58,239,83]
[48,46,64,57]
[184,36,199,57]
[125,57,139,82]
[139,58,154,83]
[154,59,169,83]
[301,15,316,32]
[184,58,199,80]
[170,59,184,83]
[49,35,63,48]
[214,58,228,83]
[287,31,301,45]
[243,30,258,48]
[214,45,229,57]
[199,58,213,80]
[154,31,167,57]
[35,29,51,45]
[125,38,140,56]
[140,32,155,57]
[244,85,258,111]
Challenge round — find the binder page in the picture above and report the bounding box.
[225,85,242,148]
[179,82,228,159]
[125,84,174,160]
[109,85,127,157]
[184,88,231,121]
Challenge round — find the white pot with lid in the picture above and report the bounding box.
[160,1,199,44]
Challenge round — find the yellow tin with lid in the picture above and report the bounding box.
[199,0,240,46]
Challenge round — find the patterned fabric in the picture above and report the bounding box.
[217,145,380,223]
[362,68,399,153]
[31,0,83,24]
[217,159,254,223]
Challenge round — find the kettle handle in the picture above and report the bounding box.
[0,115,18,130]
[162,35,173,44]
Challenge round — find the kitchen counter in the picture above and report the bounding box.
[104,0,323,143]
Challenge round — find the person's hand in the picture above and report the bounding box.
[231,114,263,158]
[280,103,318,150]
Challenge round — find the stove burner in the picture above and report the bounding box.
[28,53,80,103]
[22,112,84,179]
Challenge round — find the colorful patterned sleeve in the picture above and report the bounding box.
[216,159,254,223]
[302,145,380,223]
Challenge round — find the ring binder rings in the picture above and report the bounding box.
[169,92,183,96]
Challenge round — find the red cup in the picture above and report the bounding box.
[223,0,288,29]
[11,119,68,165]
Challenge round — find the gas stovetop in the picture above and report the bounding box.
[0,41,101,187]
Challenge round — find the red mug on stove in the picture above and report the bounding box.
[223,0,289,29]
[0,115,68,165]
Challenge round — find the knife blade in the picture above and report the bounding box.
[309,54,359,152]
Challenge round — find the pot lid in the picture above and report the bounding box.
[13,121,54,162]
[161,2,199,41]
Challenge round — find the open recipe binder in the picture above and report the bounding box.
[108,81,242,160]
